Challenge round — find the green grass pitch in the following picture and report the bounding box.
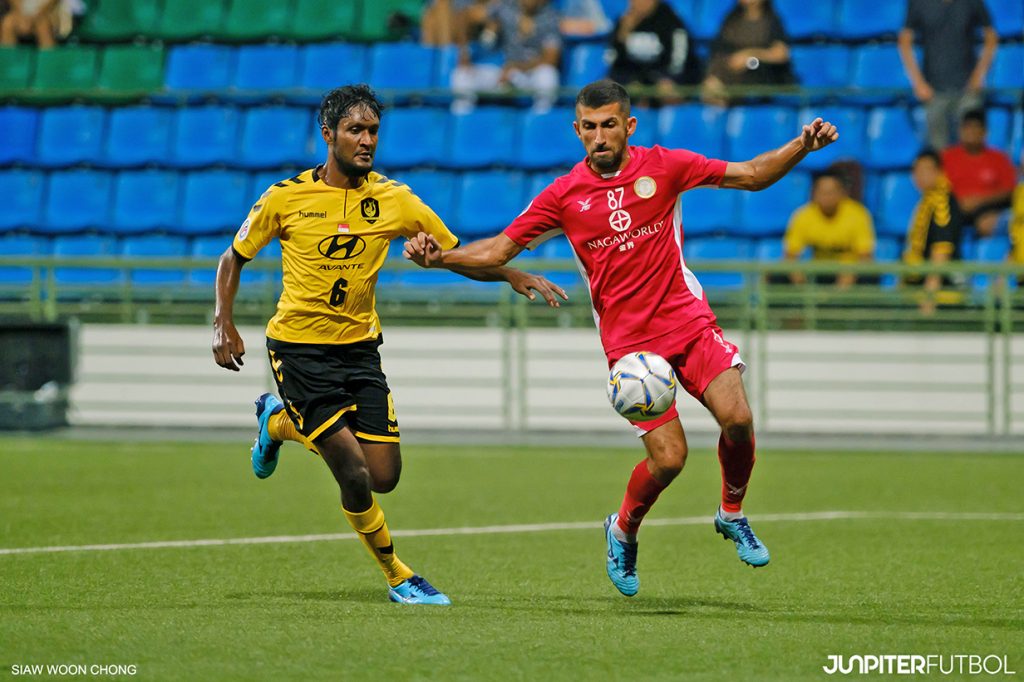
[1,438,1021,681]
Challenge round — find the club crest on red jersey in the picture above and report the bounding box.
[634,176,657,199]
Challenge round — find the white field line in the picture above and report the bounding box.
[0,510,1021,557]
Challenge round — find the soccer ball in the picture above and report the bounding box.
[606,351,677,421]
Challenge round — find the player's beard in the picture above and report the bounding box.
[589,146,623,173]
[334,149,373,179]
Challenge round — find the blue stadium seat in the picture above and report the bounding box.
[662,0,699,22]
[121,235,189,286]
[396,170,458,224]
[736,172,811,238]
[658,104,726,159]
[875,237,901,261]
[234,45,299,92]
[630,107,658,148]
[111,170,180,234]
[790,45,851,89]
[774,0,836,39]
[865,107,922,169]
[1011,109,1023,163]
[171,106,240,168]
[180,170,250,234]
[447,107,519,168]
[298,43,368,93]
[564,43,609,88]
[683,237,752,290]
[599,0,627,20]
[0,234,51,285]
[0,107,38,164]
[690,0,732,40]
[836,0,903,39]
[165,45,236,91]
[797,105,866,170]
[989,0,1024,38]
[725,106,797,160]
[189,235,268,286]
[755,239,784,262]
[876,173,918,238]
[850,44,910,97]
[972,235,1013,292]
[989,44,1023,104]
[238,106,313,169]
[986,107,1012,150]
[36,106,106,167]
[43,170,112,234]
[247,169,300,200]
[454,171,527,236]
[103,106,173,168]
[369,43,436,90]
[375,107,448,169]
[0,170,45,231]
[53,234,122,285]
[434,45,459,89]
[678,188,738,237]
[516,107,580,169]
[525,170,567,201]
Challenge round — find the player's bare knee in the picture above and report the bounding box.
[650,445,687,481]
[721,407,754,442]
[371,471,400,494]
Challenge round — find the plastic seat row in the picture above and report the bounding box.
[75,0,421,43]
[0,45,164,98]
[602,0,1023,41]
[4,102,1020,173]
[0,163,937,241]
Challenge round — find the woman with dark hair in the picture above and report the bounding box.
[702,0,794,104]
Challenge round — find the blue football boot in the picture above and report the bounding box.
[251,393,284,479]
[604,513,639,596]
[388,575,452,605]
[714,509,770,567]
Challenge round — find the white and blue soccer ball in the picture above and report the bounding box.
[606,351,677,421]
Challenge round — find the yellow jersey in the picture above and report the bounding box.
[232,167,459,345]
[783,197,875,262]
[1011,182,1024,263]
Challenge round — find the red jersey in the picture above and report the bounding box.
[941,145,1017,201]
[504,145,727,354]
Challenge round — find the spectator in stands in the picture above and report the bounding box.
[702,0,794,106]
[423,0,494,46]
[558,0,610,38]
[451,0,562,113]
[783,170,875,289]
[1010,152,1024,271]
[905,150,965,314]
[941,109,1016,237]
[607,0,701,98]
[0,0,74,48]
[898,0,998,152]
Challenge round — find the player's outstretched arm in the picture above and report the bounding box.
[212,247,247,371]
[721,117,839,191]
[404,232,569,307]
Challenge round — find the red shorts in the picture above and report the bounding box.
[607,326,745,436]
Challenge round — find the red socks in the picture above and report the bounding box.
[718,433,755,513]
[616,460,668,535]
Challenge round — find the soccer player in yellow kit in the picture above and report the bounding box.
[212,85,566,605]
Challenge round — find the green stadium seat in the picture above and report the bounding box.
[97,45,165,94]
[0,48,34,94]
[357,0,422,41]
[156,0,227,41]
[31,46,99,97]
[289,0,359,40]
[76,0,161,41]
[221,0,294,41]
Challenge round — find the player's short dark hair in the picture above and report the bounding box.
[812,169,846,188]
[914,149,942,166]
[576,80,631,116]
[318,84,384,132]
[961,108,986,127]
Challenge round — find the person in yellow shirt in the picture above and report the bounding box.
[783,170,875,288]
[211,84,566,605]
[1011,152,1023,268]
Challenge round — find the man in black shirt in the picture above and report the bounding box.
[899,0,998,151]
[608,0,701,96]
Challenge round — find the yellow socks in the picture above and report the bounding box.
[343,498,415,588]
[268,410,318,454]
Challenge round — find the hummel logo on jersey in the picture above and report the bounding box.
[577,197,593,212]
[298,210,328,219]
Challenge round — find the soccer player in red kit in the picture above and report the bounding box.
[405,80,838,596]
